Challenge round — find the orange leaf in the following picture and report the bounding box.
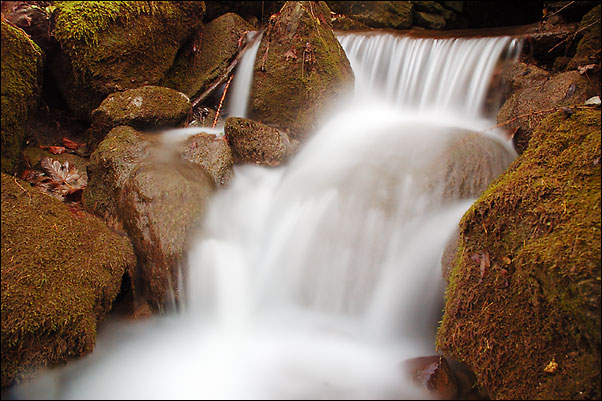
[62,137,84,150]
[40,145,66,154]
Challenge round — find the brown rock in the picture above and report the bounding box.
[181,132,234,186]
[225,117,298,166]
[402,355,458,399]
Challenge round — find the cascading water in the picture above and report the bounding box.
[12,32,521,400]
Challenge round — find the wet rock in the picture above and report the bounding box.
[442,1,463,13]
[413,1,444,14]
[50,1,205,120]
[203,1,284,23]
[326,1,413,29]
[497,69,596,154]
[437,110,601,400]
[413,10,446,30]
[249,1,354,140]
[0,1,55,55]
[402,355,458,399]
[84,126,150,221]
[161,12,254,98]
[521,21,581,67]
[330,14,371,31]
[225,117,297,166]
[1,173,136,387]
[1,20,44,174]
[88,86,191,147]
[181,132,234,186]
[119,160,215,310]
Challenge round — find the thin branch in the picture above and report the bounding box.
[212,74,234,128]
[548,18,601,53]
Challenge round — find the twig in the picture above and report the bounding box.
[13,176,28,193]
[212,74,234,128]
[546,1,575,19]
[488,104,598,131]
[548,18,600,53]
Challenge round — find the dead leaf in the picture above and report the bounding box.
[62,137,85,150]
[577,64,596,75]
[37,157,87,201]
[40,145,66,154]
[479,251,490,281]
[502,256,512,265]
[544,360,558,373]
[284,47,297,61]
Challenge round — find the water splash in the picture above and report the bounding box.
[11,32,520,400]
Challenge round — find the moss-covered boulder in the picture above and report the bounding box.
[567,4,601,70]
[1,173,136,388]
[119,161,215,310]
[497,70,596,154]
[161,13,254,98]
[50,1,205,120]
[1,21,44,174]
[180,132,234,186]
[88,86,191,146]
[84,126,150,221]
[225,117,297,166]
[326,1,413,29]
[249,1,354,140]
[437,110,601,399]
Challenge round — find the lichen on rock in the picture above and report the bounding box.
[1,21,44,174]
[437,109,601,400]
[1,173,136,388]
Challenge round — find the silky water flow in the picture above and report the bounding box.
[12,32,522,399]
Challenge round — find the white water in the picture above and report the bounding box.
[12,33,520,400]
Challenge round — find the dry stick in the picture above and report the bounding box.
[546,1,575,19]
[191,52,243,110]
[547,18,601,54]
[212,74,234,128]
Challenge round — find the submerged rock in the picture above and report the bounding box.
[181,132,234,186]
[225,117,297,166]
[437,110,601,400]
[88,86,191,147]
[50,1,205,120]
[1,21,44,174]
[161,12,254,98]
[1,173,136,388]
[249,1,354,140]
[119,160,215,310]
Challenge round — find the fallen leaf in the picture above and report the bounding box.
[62,137,85,150]
[284,47,297,61]
[544,360,558,373]
[37,157,87,201]
[577,64,596,75]
[40,145,66,154]
[479,251,490,281]
[502,256,512,265]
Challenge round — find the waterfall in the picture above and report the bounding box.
[12,32,520,400]
[225,31,263,118]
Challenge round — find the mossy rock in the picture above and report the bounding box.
[225,117,297,166]
[413,1,444,14]
[161,12,254,98]
[1,173,136,388]
[1,21,44,174]
[118,160,215,309]
[84,126,150,221]
[88,85,191,146]
[413,10,446,30]
[497,70,596,154]
[437,110,601,399]
[568,4,601,70]
[50,1,205,120]
[180,132,234,187]
[326,1,414,29]
[249,1,354,140]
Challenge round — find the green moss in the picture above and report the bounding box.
[161,12,254,98]
[437,110,601,399]
[1,21,44,174]
[249,1,354,139]
[1,173,136,387]
[51,1,205,119]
